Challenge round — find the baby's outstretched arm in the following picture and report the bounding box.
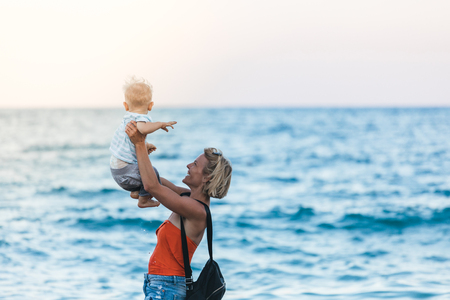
[137,121,177,135]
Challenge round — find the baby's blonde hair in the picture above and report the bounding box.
[123,76,153,107]
[202,148,232,199]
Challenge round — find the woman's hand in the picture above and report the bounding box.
[125,120,146,145]
[146,143,157,154]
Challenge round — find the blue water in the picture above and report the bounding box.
[1,108,450,299]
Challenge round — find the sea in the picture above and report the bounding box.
[1,108,450,300]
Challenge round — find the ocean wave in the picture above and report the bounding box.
[0,253,12,264]
[253,245,297,254]
[424,256,449,262]
[318,223,335,229]
[290,207,315,220]
[337,275,368,281]
[23,143,106,153]
[317,189,403,200]
[266,176,299,183]
[319,188,450,200]
[434,189,450,197]
[20,247,49,257]
[70,217,163,231]
[360,250,389,258]
[337,207,450,232]
[282,259,314,268]
[235,221,260,229]
[307,153,372,164]
[153,153,180,160]
[302,291,441,299]
[240,206,450,234]
[267,123,294,134]
[260,206,315,220]
[0,240,10,248]
[38,187,122,199]
[353,291,440,299]
[68,189,121,199]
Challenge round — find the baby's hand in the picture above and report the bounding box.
[161,121,177,132]
[146,143,157,154]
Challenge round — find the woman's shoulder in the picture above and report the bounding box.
[180,192,209,209]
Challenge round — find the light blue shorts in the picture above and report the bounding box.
[143,274,186,300]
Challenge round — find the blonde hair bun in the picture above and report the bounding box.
[202,148,232,199]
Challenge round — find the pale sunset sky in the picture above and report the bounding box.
[0,0,449,108]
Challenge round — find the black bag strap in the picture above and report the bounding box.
[180,199,213,290]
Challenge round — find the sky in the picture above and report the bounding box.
[0,0,449,108]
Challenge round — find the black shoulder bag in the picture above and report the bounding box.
[180,202,226,300]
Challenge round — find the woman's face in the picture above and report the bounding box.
[182,153,209,188]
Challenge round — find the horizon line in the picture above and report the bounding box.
[1,105,450,110]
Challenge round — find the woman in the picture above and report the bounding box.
[125,120,232,300]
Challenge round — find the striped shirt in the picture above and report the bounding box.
[110,112,152,164]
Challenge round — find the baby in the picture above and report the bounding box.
[110,77,176,208]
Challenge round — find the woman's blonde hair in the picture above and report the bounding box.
[202,148,232,199]
[123,76,153,107]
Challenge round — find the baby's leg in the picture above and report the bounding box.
[130,191,139,199]
[137,195,160,208]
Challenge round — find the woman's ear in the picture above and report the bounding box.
[202,175,210,184]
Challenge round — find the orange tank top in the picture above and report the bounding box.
[148,220,198,276]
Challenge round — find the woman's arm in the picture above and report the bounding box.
[160,177,191,195]
[125,121,204,219]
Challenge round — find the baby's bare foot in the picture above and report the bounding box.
[137,197,160,208]
[130,191,139,199]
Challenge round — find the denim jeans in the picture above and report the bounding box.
[143,274,186,300]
